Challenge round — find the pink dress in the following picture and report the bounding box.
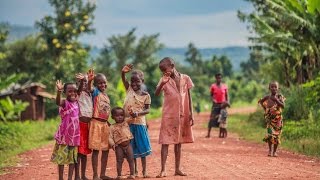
[157,74,194,144]
[210,83,228,103]
[55,100,80,146]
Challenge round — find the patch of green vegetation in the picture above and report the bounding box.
[0,119,59,170]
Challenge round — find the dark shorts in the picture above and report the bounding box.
[208,103,221,128]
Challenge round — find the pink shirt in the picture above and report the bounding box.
[210,83,228,103]
[157,74,194,144]
[55,100,80,146]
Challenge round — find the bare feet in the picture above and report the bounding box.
[174,170,187,176]
[268,151,272,157]
[273,152,278,157]
[205,135,210,138]
[116,176,125,179]
[127,175,135,179]
[156,171,167,178]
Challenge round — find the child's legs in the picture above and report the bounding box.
[125,145,135,176]
[160,144,169,172]
[224,128,227,138]
[174,144,181,171]
[58,165,64,180]
[79,154,88,179]
[91,150,99,177]
[219,128,222,137]
[134,158,138,174]
[75,156,80,179]
[268,141,272,155]
[115,146,125,176]
[68,164,75,180]
[273,143,278,154]
[141,157,147,174]
[100,150,109,177]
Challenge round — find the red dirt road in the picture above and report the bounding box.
[1,107,320,179]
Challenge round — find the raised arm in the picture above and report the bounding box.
[270,95,285,109]
[55,80,65,107]
[155,72,170,96]
[76,73,85,95]
[258,95,269,110]
[121,64,133,90]
[87,68,95,93]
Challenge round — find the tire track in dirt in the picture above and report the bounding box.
[1,107,320,179]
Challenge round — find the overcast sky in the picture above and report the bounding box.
[0,0,252,48]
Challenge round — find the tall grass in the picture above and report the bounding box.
[0,119,59,169]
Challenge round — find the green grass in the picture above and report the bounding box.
[227,113,320,158]
[0,119,59,170]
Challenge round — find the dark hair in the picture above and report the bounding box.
[93,73,107,86]
[132,70,144,81]
[159,57,174,66]
[215,73,222,78]
[111,107,124,116]
[63,83,76,93]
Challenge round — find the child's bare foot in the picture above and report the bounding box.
[268,151,272,157]
[142,173,151,178]
[116,176,125,179]
[156,171,167,178]
[273,152,278,157]
[127,175,135,179]
[134,171,138,177]
[205,135,210,138]
[174,170,187,176]
[100,175,112,180]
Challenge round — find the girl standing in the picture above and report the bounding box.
[258,81,285,157]
[121,64,152,178]
[51,80,80,180]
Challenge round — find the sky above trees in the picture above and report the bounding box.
[0,0,251,48]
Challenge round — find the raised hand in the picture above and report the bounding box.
[161,72,171,84]
[75,73,85,81]
[87,68,95,82]
[122,64,133,73]
[56,80,64,92]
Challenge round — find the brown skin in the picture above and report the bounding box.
[206,74,229,138]
[55,80,78,180]
[258,82,285,157]
[89,72,111,180]
[155,60,193,177]
[121,64,151,177]
[111,109,135,178]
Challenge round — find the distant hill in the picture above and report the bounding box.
[5,24,250,71]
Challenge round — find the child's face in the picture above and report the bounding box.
[215,75,222,84]
[269,83,278,95]
[95,76,107,92]
[159,62,174,76]
[112,109,125,123]
[77,76,88,91]
[130,74,142,91]
[65,84,78,102]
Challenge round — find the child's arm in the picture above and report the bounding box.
[76,73,85,95]
[55,80,65,107]
[108,129,116,151]
[87,68,94,93]
[270,95,285,108]
[258,95,269,110]
[155,72,170,96]
[188,89,194,126]
[121,64,133,90]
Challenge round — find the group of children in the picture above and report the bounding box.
[50,55,286,180]
[51,57,195,180]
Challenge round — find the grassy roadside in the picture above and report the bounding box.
[228,113,320,158]
[0,119,59,170]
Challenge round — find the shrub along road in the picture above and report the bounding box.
[1,107,320,179]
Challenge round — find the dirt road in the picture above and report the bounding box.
[1,107,320,179]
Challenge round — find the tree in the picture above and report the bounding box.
[185,43,203,74]
[36,0,95,80]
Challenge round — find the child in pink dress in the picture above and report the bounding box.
[51,80,80,180]
[155,57,194,178]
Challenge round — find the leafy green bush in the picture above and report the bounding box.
[282,87,309,121]
[0,118,59,168]
[0,97,29,122]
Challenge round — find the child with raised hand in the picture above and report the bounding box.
[155,57,194,178]
[121,64,152,178]
[258,81,285,157]
[109,107,135,179]
[217,102,230,138]
[74,70,93,180]
[51,80,80,180]
[88,71,112,180]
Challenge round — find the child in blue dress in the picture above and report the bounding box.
[121,64,152,178]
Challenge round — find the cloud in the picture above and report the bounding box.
[81,11,250,48]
